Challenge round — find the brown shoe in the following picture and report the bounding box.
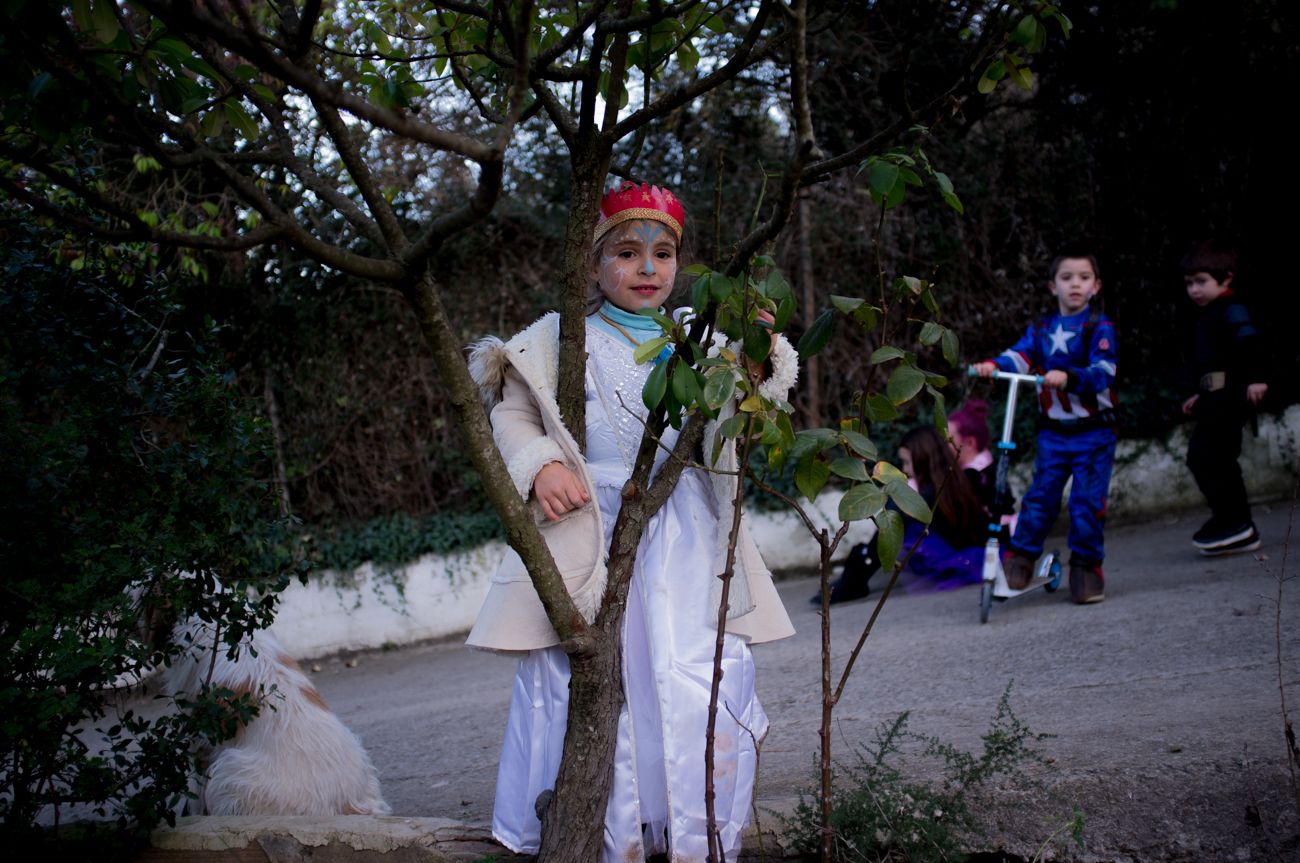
[1069,561,1105,604]
[1003,552,1035,590]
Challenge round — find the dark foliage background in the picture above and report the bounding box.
[205,0,1296,563]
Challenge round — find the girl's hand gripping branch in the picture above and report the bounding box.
[532,461,589,522]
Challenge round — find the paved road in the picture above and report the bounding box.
[311,503,1300,861]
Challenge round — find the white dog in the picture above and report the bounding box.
[161,619,390,817]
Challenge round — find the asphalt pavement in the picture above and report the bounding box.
[308,502,1300,861]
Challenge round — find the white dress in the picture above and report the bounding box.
[491,323,767,863]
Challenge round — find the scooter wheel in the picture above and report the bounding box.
[1043,554,1063,593]
[980,581,993,623]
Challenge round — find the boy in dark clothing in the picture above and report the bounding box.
[1180,241,1268,555]
[974,252,1118,604]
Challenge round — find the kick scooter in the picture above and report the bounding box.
[968,367,1062,623]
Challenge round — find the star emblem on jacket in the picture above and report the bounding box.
[1048,323,1076,355]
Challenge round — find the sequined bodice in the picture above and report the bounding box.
[585,323,678,481]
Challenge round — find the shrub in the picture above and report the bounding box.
[0,210,302,842]
[784,685,1078,862]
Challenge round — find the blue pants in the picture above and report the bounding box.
[1010,426,1117,564]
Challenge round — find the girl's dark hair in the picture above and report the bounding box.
[948,399,991,452]
[899,426,984,537]
[1179,239,1236,283]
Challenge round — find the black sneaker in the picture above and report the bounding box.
[1192,519,1258,552]
[810,542,879,605]
[1198,523,1261,557]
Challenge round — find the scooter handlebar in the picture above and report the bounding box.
[966,366,1043,385]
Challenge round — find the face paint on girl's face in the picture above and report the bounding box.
[591,220,678,312]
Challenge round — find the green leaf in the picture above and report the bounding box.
[886,364,926,405]
[200,109,225,137]
[884,177,906,209]
[364,20,393,55]
[795,457,831,502]
[1012,14,1039,47]
[830,456,869,482]
[676,41,699,73]
[774,294,796,333]
[919,321,945,346]
[223,101,258,141]
[941,190,965,214]
[790,428,838,461]
[633,335,670,365]
[941,328,960,367]
[775,410,796,448]
[670,363,701,406]
[642,359,668,411]
[1010,61,1034,90]
[840,430,878,461]
[763,269,792,300]
[797,309,834,357]
[863,393,898,422]
[838,482,887,521]
[704,369,736,410]
[929,386,949,438]
[868,161,900,199]
[874,509,905,571]
[710,272,735,302]
[886,479,931,524]
[873,461,908,484]
[638,308,675,332]
[853,304,880,330]
[719,413,746,441]
[88,0,121,44]
[830,295,865,314]
[870,346,905,364]
[692,273,712,311]
[743,318,771,364]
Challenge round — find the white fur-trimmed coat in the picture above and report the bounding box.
[464,312,797,652]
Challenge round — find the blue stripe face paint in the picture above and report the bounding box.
[629,222,665,275]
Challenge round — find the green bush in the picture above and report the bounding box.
[785,685,1078,862]
[0,211,302,841]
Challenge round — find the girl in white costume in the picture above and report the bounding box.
[466,182,796,862]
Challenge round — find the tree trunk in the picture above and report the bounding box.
[797,190,822,428]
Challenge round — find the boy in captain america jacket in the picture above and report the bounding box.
[974,251,1118,604]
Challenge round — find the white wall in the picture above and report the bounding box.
[271,406,1300,659]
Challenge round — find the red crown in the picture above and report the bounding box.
[593,181,685,244]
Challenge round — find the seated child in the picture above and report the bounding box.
[1179,240,1268,555]
[896,425,988,592]
[950,398,1018,533]
[949,399,996,512]
[973,249,1118,604]
[813,425,986,603]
